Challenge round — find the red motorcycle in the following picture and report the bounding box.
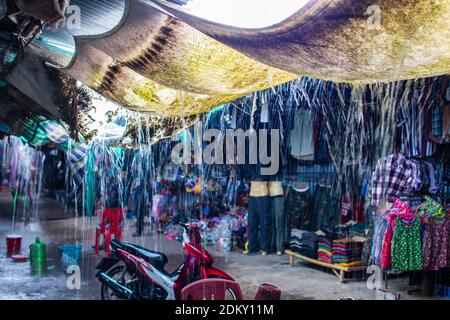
[96,223,234,300]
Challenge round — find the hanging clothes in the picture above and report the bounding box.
[312,184,339,230]
[370,209,393,266]
[370,152,422,209]
[397,79,437,158]
[340,192,352,224]
[425,162,439,194]
[379,196,411,271]
[285,186,312,231]
[380,217,395,270]
[269,195,285,253]
[417,161,430,193]
[248,196,271,253]
[289,109,314,161]
[443,97,450,139]
[40,120,69,145]
[391,217,423,272]
[247,181,271,253]
[422,216,449,271]
[268,181,285,253]
[444,163,450,184]
[84,145,96,216]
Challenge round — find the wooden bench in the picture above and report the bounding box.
[285,249,367,283]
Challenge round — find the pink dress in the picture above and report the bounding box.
[380,218,395,269]
[380,199,411,269]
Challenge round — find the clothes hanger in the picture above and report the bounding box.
[387,197,417,223]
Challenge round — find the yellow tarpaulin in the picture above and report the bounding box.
[43,0,450,116]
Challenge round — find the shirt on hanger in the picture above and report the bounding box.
[370,153,421,209]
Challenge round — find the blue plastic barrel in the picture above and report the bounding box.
[58,244,82,270]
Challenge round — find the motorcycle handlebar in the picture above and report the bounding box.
[178,222,189,231]
[178,222,201,233]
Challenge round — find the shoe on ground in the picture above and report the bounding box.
[132,232,142,237]
[261,251,268,256]
[243,250,259,256]
[277,251,284,256]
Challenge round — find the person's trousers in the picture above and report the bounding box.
[248,196,270,253]
[135,203,145,235]
[136,210,144,235]
[269,196,285,253]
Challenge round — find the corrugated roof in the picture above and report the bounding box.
[37,0,126,57]
[15,0,450,118]
[68,0,126,36]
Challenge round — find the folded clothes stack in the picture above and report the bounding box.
[317,238,332,263]
[290,229,318,259]
[332,238,363,265]
[348,223,368,240]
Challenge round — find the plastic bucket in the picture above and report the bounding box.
[58,244,82,270]
[6,235,22,256]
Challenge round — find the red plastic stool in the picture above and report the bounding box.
[181,279,244,300]
[253,283,281,300]
[95,208,124,256]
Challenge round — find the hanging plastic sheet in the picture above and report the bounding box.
[94,115,127,146]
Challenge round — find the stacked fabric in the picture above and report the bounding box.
[317,238,332,263]
[349,223,368,239]
[332,238,363,265]
[289,229,318,259]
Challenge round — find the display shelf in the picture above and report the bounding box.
[285,249,367,283]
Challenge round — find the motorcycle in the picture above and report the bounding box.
[96,223,234,300]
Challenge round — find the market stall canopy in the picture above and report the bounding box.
[39,0,450,116]
[56,0,295,116]
[152,0,450,83]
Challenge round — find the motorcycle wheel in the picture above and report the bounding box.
[101,266,137,300]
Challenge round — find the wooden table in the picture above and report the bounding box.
[285,249,367,283]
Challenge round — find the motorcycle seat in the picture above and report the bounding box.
[111,240,168,267]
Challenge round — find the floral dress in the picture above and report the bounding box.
[391,217,423,272]
[422,216,449,271]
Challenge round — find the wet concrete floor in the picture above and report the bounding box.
[0,189,441,300]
